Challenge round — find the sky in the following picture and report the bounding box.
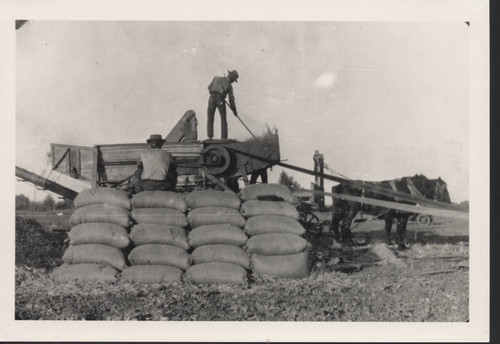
[15,20,470,202]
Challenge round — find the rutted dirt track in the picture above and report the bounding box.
[15,216,468,321]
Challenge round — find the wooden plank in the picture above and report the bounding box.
[51,146,70,174]
[99,145,203,163]
[305,189,469,221]
[52,148,70,170]
[205,173,233,192]
[91,146,98,192]
[15,166,83,200]
[79,148,94,181]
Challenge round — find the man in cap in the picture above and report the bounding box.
[207,70,239,140]
[131,134,178,192]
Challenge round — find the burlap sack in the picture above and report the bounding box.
[51,263,119,283]
[245,233,308,255]
[244,215,306,236]
[68,223,131,248]
[131,191,187,213]
[240,200,300,220]
[120,265,183,283]
[238,183,296,204]
[62,244,127,271]
[130,224,189,250]
[185,262,247,284]
[131,208,188,228]
[190,244,250,269]
[186,190,241,210]
[188,224,248,248]
[69,204,131,228]
[187,207,246,229]
[74,188,131,210]
[128,244,190,270]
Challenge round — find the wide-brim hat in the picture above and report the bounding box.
[147,134,166,144]
[228,70,239,82]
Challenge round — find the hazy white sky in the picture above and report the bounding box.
[16,21,470,202]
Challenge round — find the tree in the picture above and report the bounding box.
[278,170,302,192]
[41,195,56,211]
[55,199,73,210]
[15,194,30,210]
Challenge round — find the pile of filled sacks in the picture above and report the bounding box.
[52,183,310,284]
[240,184,310,279]
[122,191,190,283]
[184,190,249,284]
[52,188,132,283]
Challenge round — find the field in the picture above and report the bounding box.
[15,213,469,321]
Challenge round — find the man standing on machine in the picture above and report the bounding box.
[207,70,239,140]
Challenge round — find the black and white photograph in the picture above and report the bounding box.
[2,0,489,342]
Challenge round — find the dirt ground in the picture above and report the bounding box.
[15,214,469,322]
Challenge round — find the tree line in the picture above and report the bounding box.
[16,194,73,212]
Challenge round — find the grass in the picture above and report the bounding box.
[14,216,469,321]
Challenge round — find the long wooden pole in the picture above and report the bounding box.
[302,189,468,221]
[226,147,465,212]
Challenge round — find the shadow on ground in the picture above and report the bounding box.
[352,229,469,246]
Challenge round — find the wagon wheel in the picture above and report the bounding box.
[299,211,322,238]
[417,215,433,226]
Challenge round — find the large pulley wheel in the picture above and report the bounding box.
[200,146,231,175]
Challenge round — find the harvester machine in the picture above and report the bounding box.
[16,110,280,200]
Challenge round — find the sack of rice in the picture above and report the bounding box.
[131,191,187,213]
[240,200,299,220]
[74,188,131,210]
[185,262,247,284]
[244,215,306,236]
[251,251,309,279]
[70,204,131,228]
[190,244,250,269]
[62,244,127,271]
[68,223,131,248]
[186,190,241,210]
[128,244,190,270]
[130,224,189,250]
[187,207,246,229]
[131,208,188,228]
[52,263,119,283]
[245,233,308,256]
[120,265,183,283]
[188,224,248,248]
[238,183,296,204]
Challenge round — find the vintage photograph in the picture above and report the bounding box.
[4,1,489,342]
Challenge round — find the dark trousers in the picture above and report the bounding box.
[207,94,227,139]
[250,169,268,184]
[132,168,178,193]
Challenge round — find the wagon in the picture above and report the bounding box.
[295,192,328,238]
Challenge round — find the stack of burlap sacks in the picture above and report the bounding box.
[122,191,190,283]
[184,190,249,284]
[240,184,309,279]
[52,183,309,284]
[52,188,132,282]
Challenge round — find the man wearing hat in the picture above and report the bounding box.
[132,134,178,192]
[207,70,239,140]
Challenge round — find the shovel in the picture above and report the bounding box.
[225,101,257,139]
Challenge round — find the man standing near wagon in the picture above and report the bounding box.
[207,70,239,140]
